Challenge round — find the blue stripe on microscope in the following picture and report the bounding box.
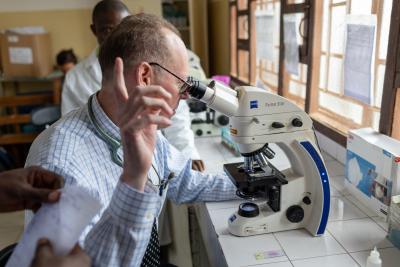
[300,141,330,235]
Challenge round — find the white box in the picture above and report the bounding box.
[346,128,400,218]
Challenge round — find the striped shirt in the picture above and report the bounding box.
[25,95,237,267]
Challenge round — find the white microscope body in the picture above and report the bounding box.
[187,80,331,237]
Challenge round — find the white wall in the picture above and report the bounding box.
[0,0,161,14]
[0,0,98,12]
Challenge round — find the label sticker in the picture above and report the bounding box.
[7,35,19,43]
[9,47,33,64]
[254,250,285,260]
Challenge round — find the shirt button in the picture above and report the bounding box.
[146,212,153,220]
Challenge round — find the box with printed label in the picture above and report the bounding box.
[0,30,52,77]
[346,128,400,218]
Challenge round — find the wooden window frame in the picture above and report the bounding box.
[229,0,400,146]
[256,0,281,93]
[229,0,257,84]
[278,0,311,110]
[379,1,400,137]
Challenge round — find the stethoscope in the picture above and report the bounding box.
[87,94,173,196]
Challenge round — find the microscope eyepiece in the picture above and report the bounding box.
[185,77,239,117]
[186,77,208,100]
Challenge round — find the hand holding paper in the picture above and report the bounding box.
[6,186,101,267]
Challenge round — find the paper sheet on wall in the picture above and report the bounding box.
[283,15,299,75]
[344,15,376,105]
[9,47,33,64]
[255,11,274,61]
[6,186,101,267]
[6,26,46,35]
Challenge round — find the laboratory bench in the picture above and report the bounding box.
[193,136,400,267]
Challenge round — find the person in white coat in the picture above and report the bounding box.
[61,0,204,171]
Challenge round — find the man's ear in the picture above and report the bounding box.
[90,24,96,37]
[136,62,152,86]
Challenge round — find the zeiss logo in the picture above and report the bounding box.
[250,100,258,109]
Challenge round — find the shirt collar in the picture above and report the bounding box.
[90,93,120,141]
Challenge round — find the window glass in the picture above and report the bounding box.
[254,0,280,91]
[313,0,392,134]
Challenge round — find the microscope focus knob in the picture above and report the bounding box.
[286,205,304,223]
[217,115,230,126]
[271,122,285,129]
[302,196,311,205]
[292,118,303,127]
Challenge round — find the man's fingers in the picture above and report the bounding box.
[29,166,64,189]
[48,191,62,202]
[114,57,129,102]
[137,114,172,129]
[136,85,172,100]
[192,160,205,172]
[125,96,173,117]
[123,113,171,132]
[144,114,172,128]
[198,160,205,172]
[140,97,173,115]
[22,188,59,206]
[69,244,91,266]
[120,97,173,128]
[118,85,173,126]
[69,244,85,255]
[34,238,53,260]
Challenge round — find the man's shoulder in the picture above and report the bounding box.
[64,56,92,83]
[26,108,94,167]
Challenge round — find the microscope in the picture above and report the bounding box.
[186,79,330,237]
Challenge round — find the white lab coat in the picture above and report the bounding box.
[61,49,102,115]
[61,49,200,159]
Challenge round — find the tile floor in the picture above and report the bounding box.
[197,136,400,267]
[0,211,24,250]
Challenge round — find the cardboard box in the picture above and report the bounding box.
[345,128,400,218]
[0,31,52,77]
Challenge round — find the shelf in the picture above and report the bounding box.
[0,71,63,82]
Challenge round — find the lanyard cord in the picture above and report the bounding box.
[88,94,123,167]
[87,94,164,186]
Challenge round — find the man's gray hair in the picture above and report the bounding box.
[99,13,180,79]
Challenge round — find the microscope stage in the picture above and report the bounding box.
[223,162,287,198]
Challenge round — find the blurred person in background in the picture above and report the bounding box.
[56,49,78,75]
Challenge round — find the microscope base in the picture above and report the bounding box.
[227,171,322,237]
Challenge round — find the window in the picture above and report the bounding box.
[310,0,393,136]
[230,0,257,84]
[230,0,400,143]
[279,1,310,110]
[254,0,280,93]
